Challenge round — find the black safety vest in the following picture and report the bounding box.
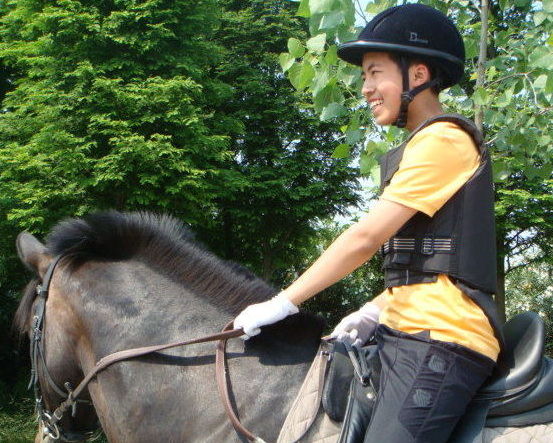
[379,114,503,341]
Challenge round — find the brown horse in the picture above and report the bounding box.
[14,211,324,442]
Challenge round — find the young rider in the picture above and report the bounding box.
[234,4,503,442]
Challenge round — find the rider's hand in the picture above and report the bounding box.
[330,302,380,347]
[233,294,299,339]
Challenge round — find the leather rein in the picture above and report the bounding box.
[30,255,265,442]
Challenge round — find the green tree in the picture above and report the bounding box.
[0,0,234,235]
[505,262,553,356]
[202,0,361,281]
[0,0,363,393]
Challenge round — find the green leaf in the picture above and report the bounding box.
[534,74,548,90]
[337,65,360,86]
[320,102,347,121]
[288,61,316,91]
[359,152,376,175]
[324,45,338,65]
[309,0,337,15]
[365,140,388,156]
[546,73,553,94]
[514,0,531,6]
[366,0,396,14]
[312,69,330,95]
[288,38,305,58]
[496,87,514,107]
[543,0,553,13]
[369,164,381,183]
[307,33,327,53]
[345,129,362,144]
[332,143,350,158]
[534,11,548,26]
[529,47,553,69]
[465,35,479,59]
[314,83,343,111]
[279,53,295,72]
[319,10,345,30]
[472,87,489,106]
[297,0,311,17]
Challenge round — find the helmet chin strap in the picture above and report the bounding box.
[394,57,440,128]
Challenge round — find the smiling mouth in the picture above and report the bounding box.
[370,99,383,111]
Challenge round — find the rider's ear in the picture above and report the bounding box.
[16,232,53,279]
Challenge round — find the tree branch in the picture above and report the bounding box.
[506,229,525,244]
[354,0,368,25]
[506,255,547,274]
[475,0,489,131]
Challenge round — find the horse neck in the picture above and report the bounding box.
[61,259,323,441]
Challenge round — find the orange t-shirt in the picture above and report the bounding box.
[378,121,500,361]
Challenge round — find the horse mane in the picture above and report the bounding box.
[46,211,280,314]
[14,211,324,348]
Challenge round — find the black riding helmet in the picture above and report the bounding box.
[338,4,465,128]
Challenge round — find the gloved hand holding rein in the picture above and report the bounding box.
[330,303,380,347]
[233,293,298,338]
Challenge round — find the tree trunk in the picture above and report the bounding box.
[477,1,506,320]
[475,0,489,131]
[495,226,507,323]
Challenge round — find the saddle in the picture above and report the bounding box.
[318,312,553,443]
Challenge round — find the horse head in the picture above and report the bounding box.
[15,232,100,442]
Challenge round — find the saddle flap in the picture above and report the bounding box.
[322,341,354,422]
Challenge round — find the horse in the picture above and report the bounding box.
[14,211,324,442]
[14,211,553,442]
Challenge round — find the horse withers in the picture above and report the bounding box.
[14,211,323,442]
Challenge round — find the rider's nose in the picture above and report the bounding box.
[361,77,374,100]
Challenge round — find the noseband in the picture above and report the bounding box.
[29,255,265,442]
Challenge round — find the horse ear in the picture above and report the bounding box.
[16,232,53,278]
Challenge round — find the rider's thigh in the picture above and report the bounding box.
[363,325,495,443]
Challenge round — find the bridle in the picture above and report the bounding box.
[29,255,99,442]
[29,255,266,442]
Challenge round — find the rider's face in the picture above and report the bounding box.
[361,52,403,126]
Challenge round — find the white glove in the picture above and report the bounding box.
[330,303,380,347]
[233,293,299,338]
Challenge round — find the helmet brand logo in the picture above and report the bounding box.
[409,32,429,44]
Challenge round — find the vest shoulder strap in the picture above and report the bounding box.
[379,113,485,190]
[411,113,484,153]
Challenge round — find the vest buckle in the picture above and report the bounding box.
[421,236,435,255]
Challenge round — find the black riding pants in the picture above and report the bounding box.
[364,324,495,443]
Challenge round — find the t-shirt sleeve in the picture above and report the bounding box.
[380,122,480,217]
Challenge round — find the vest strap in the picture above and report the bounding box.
[381,236,455,256]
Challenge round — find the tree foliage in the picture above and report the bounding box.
[506,262,553,356]
[0,0,236,233]
[197,0,361,281]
